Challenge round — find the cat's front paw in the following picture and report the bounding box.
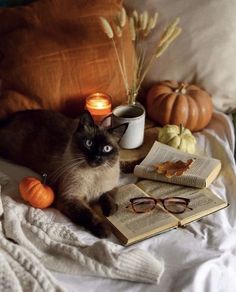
[99,193,118,217]
[92,221,111,238]
[103,203,118,217]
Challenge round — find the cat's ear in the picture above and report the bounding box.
[108,123,128,141]
[78,110,95,129]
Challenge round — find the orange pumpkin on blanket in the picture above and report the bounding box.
[19,174,55,209]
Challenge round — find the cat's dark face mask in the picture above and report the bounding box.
[75,111,128,167]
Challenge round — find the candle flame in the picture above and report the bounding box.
[86,93,111,110]
[89,98,109,109]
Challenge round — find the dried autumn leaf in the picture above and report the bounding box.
[154,159,195,178]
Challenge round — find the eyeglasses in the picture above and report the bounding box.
[126,196,192,214]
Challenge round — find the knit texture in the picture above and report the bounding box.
[0,224,65,292]
[0,170,9,216]
[0,173,164,290]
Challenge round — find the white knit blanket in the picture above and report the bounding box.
[0,172,164,292]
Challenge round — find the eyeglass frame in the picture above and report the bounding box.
[126,196,192,214]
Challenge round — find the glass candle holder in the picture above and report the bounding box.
[85,92,112,126]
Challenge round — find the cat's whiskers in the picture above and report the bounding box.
[50,163,82,183]
[104,161,113,169]
[50,156,86,182]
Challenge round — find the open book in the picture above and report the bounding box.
[106,180,228,246]
[134,141,221,188]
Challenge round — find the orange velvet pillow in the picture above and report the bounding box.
[0,0,134,118]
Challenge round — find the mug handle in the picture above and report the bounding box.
[100,113,112,127]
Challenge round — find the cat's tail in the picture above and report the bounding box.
[0,115,13,128]
[0,110,32,127]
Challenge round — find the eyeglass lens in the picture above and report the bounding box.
[132,198,156,213]
[163,198,187,213]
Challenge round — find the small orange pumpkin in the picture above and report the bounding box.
[146,80,213,132]
[19,174,55,209]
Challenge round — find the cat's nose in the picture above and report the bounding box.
[95,155,103,163]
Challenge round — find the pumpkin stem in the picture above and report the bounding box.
[179,83,187,94]
[42,173,47,185]
[179,123,184,135]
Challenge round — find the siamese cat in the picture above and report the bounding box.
[0,109,127,238]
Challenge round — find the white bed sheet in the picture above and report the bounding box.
[1,111,236,292]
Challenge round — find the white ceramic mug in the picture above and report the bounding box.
[110,104,145,149]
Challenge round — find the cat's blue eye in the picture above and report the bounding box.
[103,145,113,153]
[85,139,93,148]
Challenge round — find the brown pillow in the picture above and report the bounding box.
[0,0,134,118]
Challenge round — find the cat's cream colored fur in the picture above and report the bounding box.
[57,147,120,202]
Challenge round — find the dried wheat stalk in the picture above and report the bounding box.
[99,9,182,104]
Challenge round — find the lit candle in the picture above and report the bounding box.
[86,92,112,125]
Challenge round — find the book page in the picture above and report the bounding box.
[137,180,228,226]
[107,184,179,245]
[174,188,228,225]
[134,141,221,188]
